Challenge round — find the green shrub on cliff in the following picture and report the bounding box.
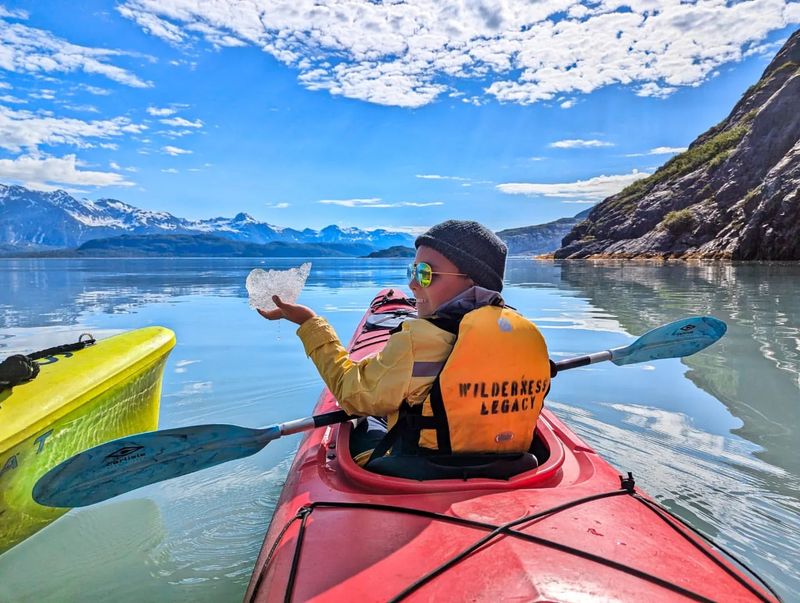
[661,209,695,235]
[610,116,754,214]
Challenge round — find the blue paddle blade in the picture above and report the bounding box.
[611,316,727,366]
[33,424,282,508]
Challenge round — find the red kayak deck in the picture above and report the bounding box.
[246,290,777,602]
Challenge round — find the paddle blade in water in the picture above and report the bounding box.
[33,424,280,508]
[611,316,727,366]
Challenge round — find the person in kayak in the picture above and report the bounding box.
[259,220,551,467]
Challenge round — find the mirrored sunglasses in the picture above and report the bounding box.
[407,262,467,288]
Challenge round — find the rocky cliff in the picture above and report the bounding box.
[555,30,800,260]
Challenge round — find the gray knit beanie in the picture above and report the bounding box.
[415,220,507,292]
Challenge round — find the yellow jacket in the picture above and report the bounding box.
[297,315,455,431]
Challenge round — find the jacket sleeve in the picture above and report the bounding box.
[295,316,415,417]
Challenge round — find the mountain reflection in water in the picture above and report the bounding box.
[555,260,800,477]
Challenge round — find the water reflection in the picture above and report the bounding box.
[554,260,800,477]
[1,257,798,600]
[548,399,800,597]
[0,500,167,601]
[0,258,408,330]
[503,259,800,598]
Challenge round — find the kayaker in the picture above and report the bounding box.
[259,220,551,467]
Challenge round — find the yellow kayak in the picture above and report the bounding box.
[0,326,175,554]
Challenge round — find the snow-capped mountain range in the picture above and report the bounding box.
[0,184,415,250]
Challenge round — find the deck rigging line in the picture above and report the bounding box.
[248,472,779,603]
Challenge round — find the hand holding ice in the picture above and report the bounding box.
[247,263,311,311]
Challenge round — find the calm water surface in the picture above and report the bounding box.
[0,258,798,601]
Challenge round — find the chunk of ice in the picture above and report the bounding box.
[247,263,311,311]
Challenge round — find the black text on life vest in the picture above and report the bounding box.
[457,379,549,415]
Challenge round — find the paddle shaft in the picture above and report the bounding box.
[553,350,614,372]
[280,409,351,435]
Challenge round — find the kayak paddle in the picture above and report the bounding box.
[33,315,725,508]
[551,315,727,372]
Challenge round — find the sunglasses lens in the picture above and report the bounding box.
[417,262,432,287]
[406,263,415,281]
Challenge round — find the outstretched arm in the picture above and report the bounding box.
[259,296,415,417]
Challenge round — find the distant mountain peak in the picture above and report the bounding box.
[0,183,416,252]
[232,212,257,223]
[95,198,134,209]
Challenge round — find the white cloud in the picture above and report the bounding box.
[0,81,12,89]
[497,170,650,200]
[158,129,194,137]
[62,104,100,113]
[81,85,112,96]
[743,39,786,58]
[529,156,546,161]
[265,202,290,209]
[415,174,470,181]
[30,89,55,100]
[650,146,688,155]
[117,0,800,107]
[635,83,678,99]
[161,167,178,173]
[159,117,203,128]
[0,106,146,153]
[0,154,134,189]
[0,7,29,19]
[319,197,443,208]
[147,106,178,116]
[319,197,384,207]
[626,146,688,157]
[550,139,614,149]
[560,99,576,109]
[0,94,27,104]
[162,145,191,155]
[0,17,151,88]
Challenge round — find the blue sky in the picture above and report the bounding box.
[0,1,797,234]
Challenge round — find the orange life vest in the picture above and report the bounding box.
[372,305,550,458]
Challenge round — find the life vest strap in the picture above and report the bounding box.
[427,376,452,454]
[367,401,443,463]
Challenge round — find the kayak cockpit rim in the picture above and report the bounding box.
[333,411,568,494]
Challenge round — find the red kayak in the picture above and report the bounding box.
[245,289,778,602]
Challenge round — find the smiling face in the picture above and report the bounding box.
[410,245,474,317]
